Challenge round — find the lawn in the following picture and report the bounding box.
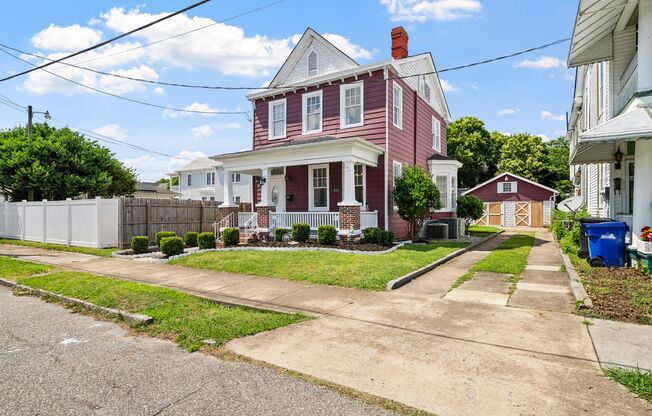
[0,238,116,257]
[13,271,307,352]
[604,367,652,404]
[468,225,501,237]
[171,242,470,290]
[0,256,53,280]
[452,233,535,289]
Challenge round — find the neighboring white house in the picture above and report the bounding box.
[167,157,253,204]
[567,0,652,247]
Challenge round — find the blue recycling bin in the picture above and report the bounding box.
[584,222,629,267]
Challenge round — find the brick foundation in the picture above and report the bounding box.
[256,205,275,230]
[217,206,239,228]
[338,204,361,232]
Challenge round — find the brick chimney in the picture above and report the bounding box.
[391,26,409,60]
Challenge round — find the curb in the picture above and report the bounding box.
[0,278,154,325]
[560,252,593,309]
[386,230,505,290]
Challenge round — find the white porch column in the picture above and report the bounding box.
[632,139,652,244]
[220,170,237,207]
[339,160,361,206]
[639,0,652,92]
[259,167,274,207]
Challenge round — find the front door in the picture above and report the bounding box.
[270,176,286,212]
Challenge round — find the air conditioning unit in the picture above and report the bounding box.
[437,218,464,239]
[425,223,449,239]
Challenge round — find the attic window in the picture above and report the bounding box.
[308,51,317,76]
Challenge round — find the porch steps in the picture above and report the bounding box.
[239,232,258,244]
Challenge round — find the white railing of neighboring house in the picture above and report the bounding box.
[238,212,256,227]
[170,185,180,193]
[360,211,379,230]
[616,52,638,115]
[213,212,235,242]
[241,212,258,242]
[270,212,340,230]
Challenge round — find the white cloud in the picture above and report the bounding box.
[380,0,481,22]
[31,24,102,51]
[537,133,551,142]
[92,124,127,141]
[467,81,480,91]
[498,108,519,116]
[122,150,207,181]
[98,65,159,94]
[554,129,567,137]
[322,34,375,60]
[214,122,242,130]
[515,56,565,69]
[191,124,214,139]
[162,102,220,118]
[440,79,458,92]
[153,87,165,95]
[540,110,565,121]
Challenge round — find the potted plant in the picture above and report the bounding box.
[640,226,652,253]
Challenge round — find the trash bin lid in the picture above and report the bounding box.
[579,217,613,223]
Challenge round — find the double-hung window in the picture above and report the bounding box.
[340,82,364,128]
[231,173,241,183]
[268,98,286,139]
[435,175,448,210]
[392,161,403,211]
[354,164,365,204]
[187,174,192,187]
[206,172,215,185]
[392,82,403,129]
[432,116,441,152]
[309,164,329,211]
[303,90,323,134]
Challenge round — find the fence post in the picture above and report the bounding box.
[21,200,27,241]
[199,201,204,232]
[145,199,151,242]
[117,197,124,249]
[42,199,47,243]
[65,198,72,246]
[95,197,102,248]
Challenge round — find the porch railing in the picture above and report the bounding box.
[360,210,379,230]
[270,212,340,230]
[170,185,180,193]
[238,212,256,226]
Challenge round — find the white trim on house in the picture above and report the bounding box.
[462,172,558,195]
[428,159,461,212]
[268,98,287,140]
[309,163,329,211]
[340,81,364,128]
[392,81,403,129]
[497,181,518,194]
[302,90,323,134]
[432,116,441,152]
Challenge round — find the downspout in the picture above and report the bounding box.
[413,86,418,164]
[384,67,390,231]
[250,99,256,212]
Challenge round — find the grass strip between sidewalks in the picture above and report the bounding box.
[0,238,116,257]
[604,367,652,404]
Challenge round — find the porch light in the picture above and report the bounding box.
[614,146,624,169]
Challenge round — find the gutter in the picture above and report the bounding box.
[384,67,390,232]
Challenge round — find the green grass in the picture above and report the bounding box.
[604,367,652,403]
[468,225,501,237]
[0,238,116,257]
[14,271,307,352]
[452,233,535,289]
[0,256,53,280]
[171,242,469,291]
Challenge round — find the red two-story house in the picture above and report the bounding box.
[212,27,460,239]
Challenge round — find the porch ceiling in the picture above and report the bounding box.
[211,137,385,175]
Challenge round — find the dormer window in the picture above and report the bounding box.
[308,51,317,76]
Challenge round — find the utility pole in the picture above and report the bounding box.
[27,105,33,139]
[25,105,51,201]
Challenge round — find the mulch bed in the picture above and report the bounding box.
[580,267,652,325]
[245,240,391,252]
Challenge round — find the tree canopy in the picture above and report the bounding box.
[497,133,548,181]
[393,164,441,240]
[542,137,574,198]
[446,116,498,188]
[0,123,136,201]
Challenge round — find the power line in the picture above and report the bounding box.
[0,0,211,83]
[73,0,288,66]
[0,47,248,116]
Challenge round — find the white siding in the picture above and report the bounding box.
[284,40,356,86]
[503,202,516,227]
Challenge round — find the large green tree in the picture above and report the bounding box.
[0,123,136,201]
[447,116,499,188]
[497,133,548,181]
[393,164,441,240]
[542,136,574,198]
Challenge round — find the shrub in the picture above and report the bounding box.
[274,227,289,242]
[457,195,484,234]
[198,232,216,250]
[155,231,176,248]
[317,225,337,244]
[183,231,198,247]
[160,236,184,257]
[394,164,441,240]
[131,236,149,254]
[379,230,394,245]
[364,227,381,244]
[222,227,240,247]
[292,222,311,243]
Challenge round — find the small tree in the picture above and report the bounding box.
[393,165,441,240]
[456,195,484,235]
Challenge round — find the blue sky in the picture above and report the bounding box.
[0,0,578,181]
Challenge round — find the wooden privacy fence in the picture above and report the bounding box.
[119,198,224,248]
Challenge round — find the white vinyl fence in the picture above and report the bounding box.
[0,197,119,248]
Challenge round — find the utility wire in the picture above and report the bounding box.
[0,47,248,116]
[0,0,211,83]
[73,0,288,66]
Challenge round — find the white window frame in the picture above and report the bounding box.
[434,174,449,211]
[233,195,241,204]
[206,171,215,185]
[231,173,241,183]
[497,181,518,194]
[268,98,287,140]
[187,174,192,187]
[302,90,323,135]
[308,164,329,211]
[392,161,403,188]
[392,82,403,129]
[432,116,441,152]
[340,82,364,128]
[342,163,366,207]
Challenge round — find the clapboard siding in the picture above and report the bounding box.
[467,174,556,203]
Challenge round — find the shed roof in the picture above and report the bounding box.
[461,172,558,196]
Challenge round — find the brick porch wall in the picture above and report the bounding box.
[256,205,275,230]
[339,205,361,233]
[217,206,239,228]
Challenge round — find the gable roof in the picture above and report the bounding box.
[268,28,358,88]
[167,157,221,176]
[462,172,558,195]
[136,182,179,195]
